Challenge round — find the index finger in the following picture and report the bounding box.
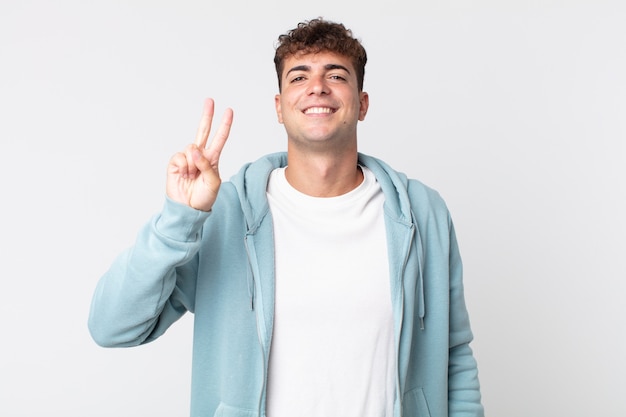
[194,98,215,148]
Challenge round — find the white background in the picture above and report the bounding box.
[1,1,625,416]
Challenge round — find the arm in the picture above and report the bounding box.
[448,219,485,417]
[88,198,209,347]
[88,99,233,347]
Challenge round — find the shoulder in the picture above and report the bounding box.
[406,178,449,215]
[210,181,241,216]
[359,153,452,222]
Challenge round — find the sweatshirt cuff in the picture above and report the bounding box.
[154,196,212,242]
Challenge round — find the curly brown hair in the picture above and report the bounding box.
[273,18,367,92]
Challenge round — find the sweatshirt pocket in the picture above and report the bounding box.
[213,402,258,417]
[402,387,432,417]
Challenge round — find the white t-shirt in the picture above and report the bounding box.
[265,166,396,417]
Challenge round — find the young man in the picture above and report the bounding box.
[89,18,484,417]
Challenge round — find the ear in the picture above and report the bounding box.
[275,94,284,124]
[358,91,369,121]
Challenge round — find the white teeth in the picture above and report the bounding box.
[304,107,333,114]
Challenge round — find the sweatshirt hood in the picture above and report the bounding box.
[229,151,425,330]
[230,152,288,234]
[229,151,415,228]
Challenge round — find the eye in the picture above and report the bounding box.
[290,75,306,83]
[329,74,347,81]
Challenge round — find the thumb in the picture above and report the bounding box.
[192,146,221,189]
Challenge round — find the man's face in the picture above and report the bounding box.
[275,51,369,151]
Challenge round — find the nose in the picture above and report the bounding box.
[307,76,329,95]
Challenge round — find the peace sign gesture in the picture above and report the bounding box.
[166,98,233,212]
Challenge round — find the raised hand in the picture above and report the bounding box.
[166,98,233,212]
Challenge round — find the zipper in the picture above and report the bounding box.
[255,305,270,416]
[245,234,270,416]
[244,235,256,310]
[396,222,415,417]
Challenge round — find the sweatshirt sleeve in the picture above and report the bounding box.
[88,197,211,347]
[447,219,485,417]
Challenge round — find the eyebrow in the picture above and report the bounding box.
[286,63,351,76]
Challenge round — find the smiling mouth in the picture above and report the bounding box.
[303,107,336,115]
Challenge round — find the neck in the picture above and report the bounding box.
[285,148,363,197]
